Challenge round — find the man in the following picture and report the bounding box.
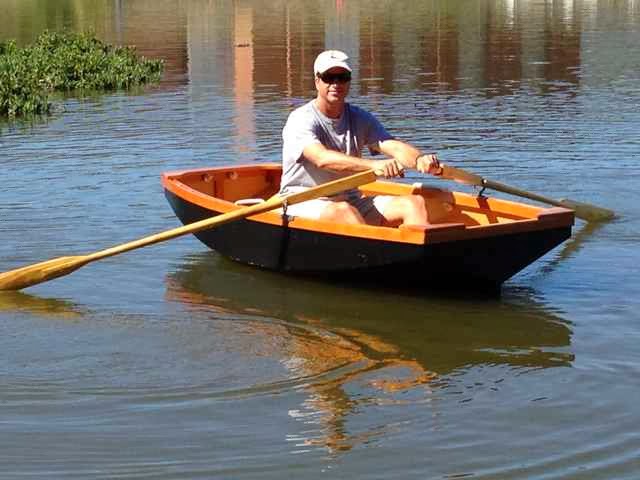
[279,50,441,226]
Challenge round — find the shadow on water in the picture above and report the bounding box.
[165,251,574,453]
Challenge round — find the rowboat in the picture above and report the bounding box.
[161,163,574,291]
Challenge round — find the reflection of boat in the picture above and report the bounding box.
[162,164,574,291]
[166,251,574,376]
[166,252,573,453]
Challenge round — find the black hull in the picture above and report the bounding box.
[165,189,571,290]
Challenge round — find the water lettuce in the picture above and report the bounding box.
[0,30,163,118]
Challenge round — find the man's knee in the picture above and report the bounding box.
[404,194,426,211]
[383,194,427,225]
[395,194,425,211]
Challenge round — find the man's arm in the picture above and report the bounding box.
[377,139,441,175]
[302,142,404,178]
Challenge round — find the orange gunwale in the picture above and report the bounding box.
[161,163,574,245]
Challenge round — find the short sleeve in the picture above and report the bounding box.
[282,109,321,165]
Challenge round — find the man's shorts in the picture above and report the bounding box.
[281,194,394,225]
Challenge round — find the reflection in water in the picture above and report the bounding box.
[3,0,631,101]
[0,291,83,319]
[0,0,189,88]
[166,277,424,453]
[2,0,635,474]
[166,251,573,454]
[537,221,607,276]
[420,4,459,93]
[486,1,523,96]
[233,4,256,154]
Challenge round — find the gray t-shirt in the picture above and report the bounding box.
[279,100,393,195]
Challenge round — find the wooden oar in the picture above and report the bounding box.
[0,170,377,291]
[439,164,615,222]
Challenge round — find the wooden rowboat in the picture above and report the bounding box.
[162,163,574,291]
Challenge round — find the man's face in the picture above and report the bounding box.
[315,67,351,104]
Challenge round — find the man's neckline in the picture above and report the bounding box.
[312,100,347,122]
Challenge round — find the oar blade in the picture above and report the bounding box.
[559,199,616,223]
[0,256,88,291]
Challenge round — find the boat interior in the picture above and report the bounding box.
[162,163,574,244]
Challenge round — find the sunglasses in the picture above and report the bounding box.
[317,72,352,84]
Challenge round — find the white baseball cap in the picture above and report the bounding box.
[313,50,352,75]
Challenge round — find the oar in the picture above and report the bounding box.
[0,170,377,291]
[439,164,615,222]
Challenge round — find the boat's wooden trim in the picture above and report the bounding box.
[161,164,574,245]
[537,207,575,224]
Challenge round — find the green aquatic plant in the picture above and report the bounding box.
[0,30,164,118]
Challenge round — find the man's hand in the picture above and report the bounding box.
[373,159,405,178]
[416,154,441,175]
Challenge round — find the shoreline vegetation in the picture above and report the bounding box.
[0,31,163,118]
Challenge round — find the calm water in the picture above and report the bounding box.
[1,0,640,478]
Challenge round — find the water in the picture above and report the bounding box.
[1,0,639,478]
